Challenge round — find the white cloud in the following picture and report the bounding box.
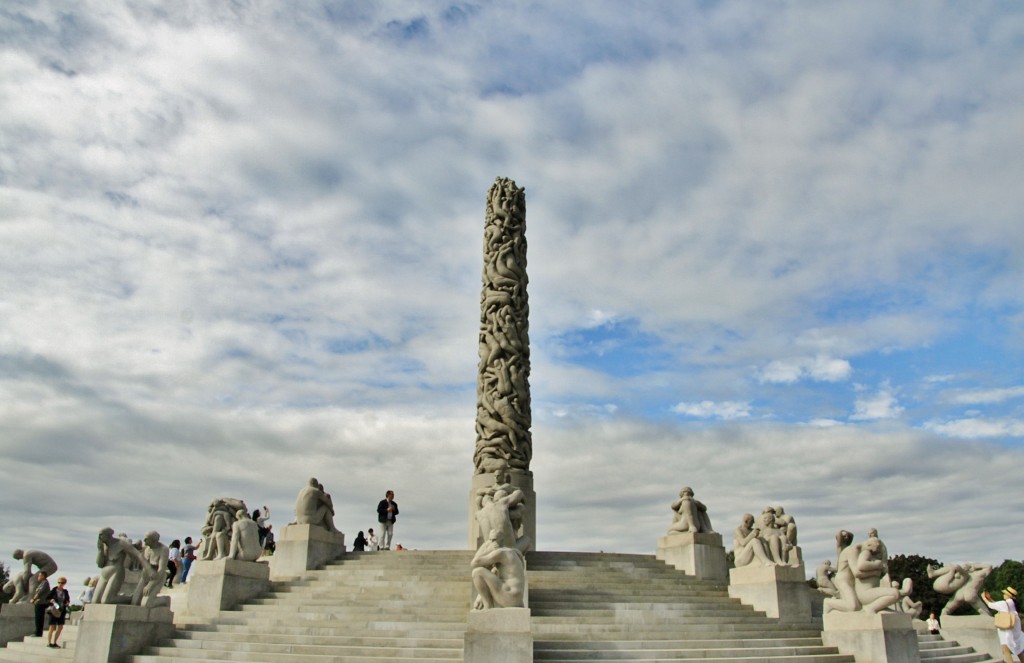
[945,386,1024,405]
[850,384,904,421]
[924,418,1024,439]
[759,355,852,384]
[671,400,751,420]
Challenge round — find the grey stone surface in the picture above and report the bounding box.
[269,523,345,580]
[655,530,728,583]
[73,603,174,663]
[94,528,151,604]
[474,177,532,478]
[9,549,57,604]
[667,486,715,534]
[131,530,168,607]
[824,533,911,614]
[939,614,1002,661]
[469,470,535,553]
[0,603,35,647]
[293,478,342,533]
[200,497,248,560]
[229,509,263,562]
[471,528,528,610]
[464,607,532,663]
[184,558,271,619]
[822,611,921,663]
[728,563,812,623]
[928,562,992,616]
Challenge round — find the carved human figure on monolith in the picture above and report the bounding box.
[294,477,341,533]
[816,560,839,597]
[475,488,531,553]
[756,508,788,564]
[132,531,168,608]
[199,497,247,560]
[471,528,527,610]
[667,486,714,534]
[229,509,263,562]
[94,527,153,604]
[474,177,532,477]
[928,562,993,616]
[9,549,58,604]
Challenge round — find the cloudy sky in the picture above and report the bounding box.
[2,2,1023,594]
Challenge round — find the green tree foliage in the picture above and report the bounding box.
[888,553,946,617]
[0,561,9,605]
[983,560,1024,598]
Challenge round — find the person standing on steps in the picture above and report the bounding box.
[376,490,398,550]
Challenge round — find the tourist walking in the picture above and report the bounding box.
[353,531,367,552]
[46,577,70,648]
[166,539,181,587]
[983,587,1024,663]
[366,528,379,551]
[376,491,398,550]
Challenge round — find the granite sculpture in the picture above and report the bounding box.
[815,560,840,597]
[474,485,531,554]
[733,514,775,568]
[474,177,532,477]
[928,562,993,616]
[471,528,527,610]
[731,507,801,568]
[200,497,248,560]
[94,527,153,604]
[8,549,58,604]
[823,533,912,614]
[229,509,263,562]
[294,478,341,533]
[132,531,168,608]
[667,487,715,534]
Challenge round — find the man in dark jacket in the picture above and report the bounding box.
[30,571,50,637]
[376,490,398,550]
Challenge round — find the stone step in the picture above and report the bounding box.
[0,634,76,662]
[533,645,853,661]
[145,641,463,660]
[175,631,463,648]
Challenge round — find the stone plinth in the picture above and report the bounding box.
[655,531,728,583]
[0,603,35,647]
[270,524,345,580]
[822,611,920,663]
[184,558,272,619]
[464,608,532,663]
[728,563,812,623]
[73,603,174,663]
[468,471,536,552]
[938,614,1001,661]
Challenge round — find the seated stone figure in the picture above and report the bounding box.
[755,508,788,565]
[774,506,797,546]
[667,486,714,534]
[825,535,911,614]
[229,509,263,562]
[733,513,775,568]
[816,560,839,597]
[471,528,527,610]
[200,498,247,560]
[132,531,168,608]
[928,562,992,616]
[294,478,341,533]
[94,527,153,604]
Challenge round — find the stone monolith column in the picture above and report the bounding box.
[469,177,536,551]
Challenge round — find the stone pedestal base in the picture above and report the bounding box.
[184,558,272,619]
[728,563,812,623]
[464,608,533,663]
[270,524,346,580]
[0,603,35,647]
[655,531,728,583]
[468,471,535,552]
[938,614,1001,661]
[73,604,174,663]
[822,611,920,663]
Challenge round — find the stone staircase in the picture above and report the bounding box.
[0,551,997,661]
[0,624,78,662]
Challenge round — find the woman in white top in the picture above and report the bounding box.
[983,586,1024,663]
[366,528,379,552]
